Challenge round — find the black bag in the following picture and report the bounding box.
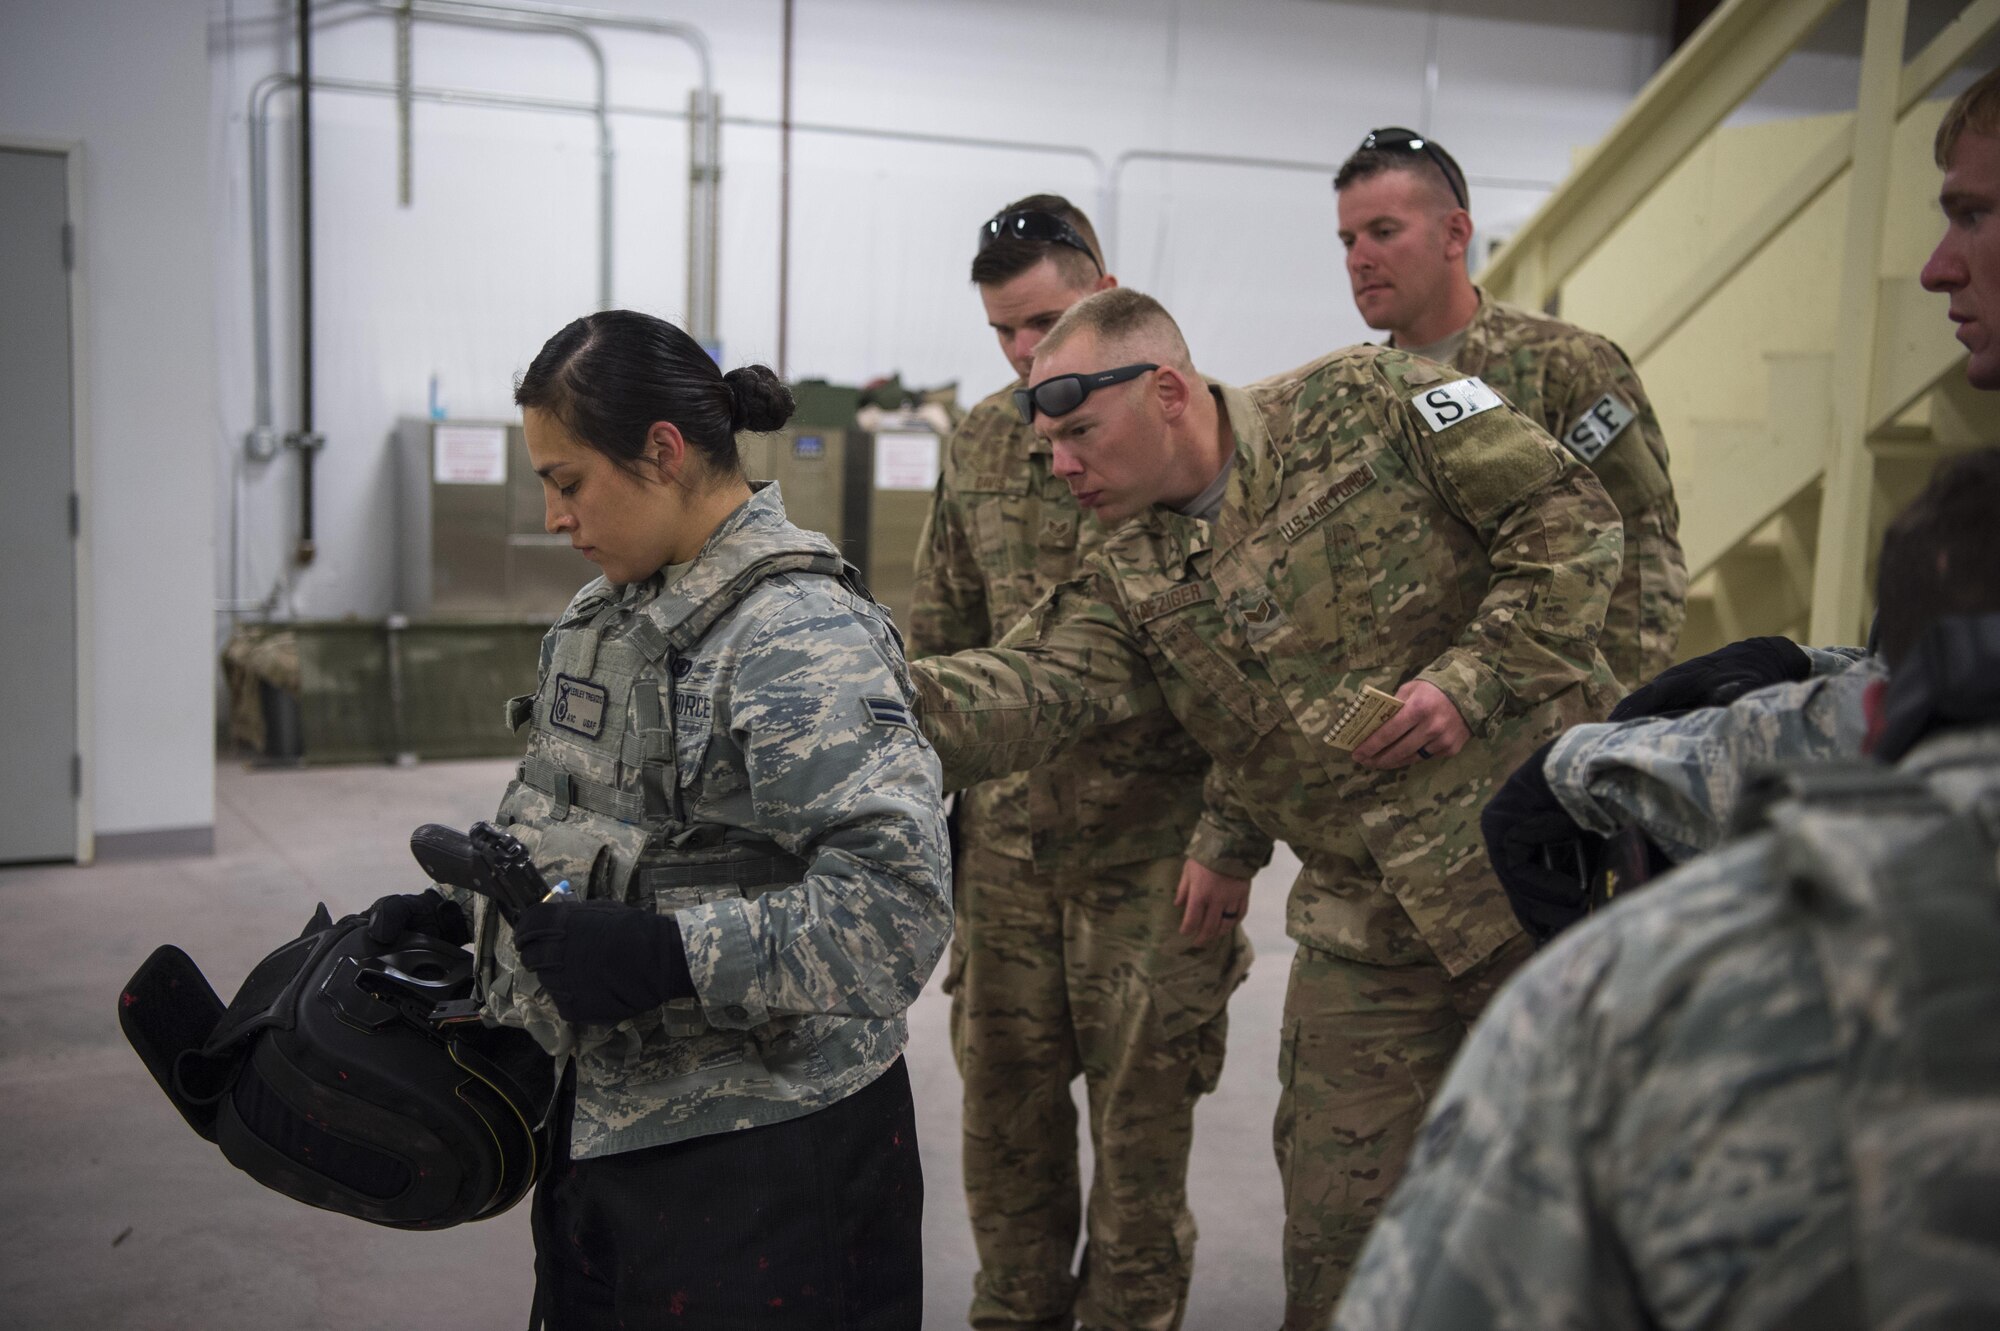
[118,904,555,1230]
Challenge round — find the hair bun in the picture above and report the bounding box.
[722,364,794,434]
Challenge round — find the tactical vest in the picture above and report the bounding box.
[1753,749,2000,1322]
[472,504,888,1155]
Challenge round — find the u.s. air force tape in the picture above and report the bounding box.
[1410,377,1503,433]
[1560,391,1636,463]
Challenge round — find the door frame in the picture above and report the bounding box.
[2,136,94,864]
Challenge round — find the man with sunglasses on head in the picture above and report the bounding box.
[911,196,1251,1331]
[1336,128,1686,691]
[911,286,1624,1329]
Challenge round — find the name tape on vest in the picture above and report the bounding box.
[1411,378,1503,434]
[551,674,609,740]
[1131,581,1214,623]
[1561,391,1636,464]
[1279,462,1378,542]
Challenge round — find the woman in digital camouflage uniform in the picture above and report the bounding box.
[389,310,951,1329]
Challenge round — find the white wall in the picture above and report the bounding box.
[212,0,1677,624]
[2,0,218,843]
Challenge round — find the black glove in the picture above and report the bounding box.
[1609,635,1812,722]
[1480,739,1603,945]
[511,901,698,1026]
[365,889,471,947]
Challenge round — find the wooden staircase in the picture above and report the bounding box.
[1478,0,2000,663]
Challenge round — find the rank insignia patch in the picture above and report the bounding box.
[863,696,915,730]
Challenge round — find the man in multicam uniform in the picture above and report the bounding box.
[1336,127,1686,689]
[1334,74,2000,1331]
[911,195,1251,1331]
[910,286,1625,1329]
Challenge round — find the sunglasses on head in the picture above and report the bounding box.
[1354,127,1467,211]
[1012,363,1159,425]
[978,208,1103,274]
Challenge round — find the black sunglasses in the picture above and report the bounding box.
[1012,363,1159,425]
[978,208,1103,274]
[1355,127,1468,211]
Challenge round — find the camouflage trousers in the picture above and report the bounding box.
[946,840,1251,1331]
[1274,933,1532,1330]
[1602,505,1688,691]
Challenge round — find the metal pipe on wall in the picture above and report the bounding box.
[292,0,322,566]
[392,0,720,339]
[396,0,413,206]
[778,0,795,377]
[368,0,613,304]
[1100,146,1559,268]
[245,6,612,455]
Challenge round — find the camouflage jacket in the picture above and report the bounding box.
[1548,647,1880,862]
[461,484,951,1159]
[913,348,1623,975]
[1336,723,2000,1331]
[1449,288,1686,687]
[910,385,1218,871]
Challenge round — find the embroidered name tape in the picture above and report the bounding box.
[551,674,609,740]
[1279,462,1377,542]
[1132,581,1213,623]
[1561,392,1637,463]
[674,692,712,723]
[863,696,915,730]
[1411,378,1503,434]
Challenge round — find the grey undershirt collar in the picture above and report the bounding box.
[1174,453,1234,524]
[1396,323,1469,365]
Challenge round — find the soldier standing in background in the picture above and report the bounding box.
[1335,72,2000,1330]
[910,197,1251,1331]
[1335,128,1686,689]
[913,286,1624,1329]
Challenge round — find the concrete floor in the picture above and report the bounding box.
[1,758,1301,1329]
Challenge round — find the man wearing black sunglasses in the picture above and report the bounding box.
[910,196,1250,1331]
[912,286,1625,1328]
[1336,128,1686,692]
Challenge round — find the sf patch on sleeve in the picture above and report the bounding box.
[1561,392,1636,463]
[1411,377,1504,434]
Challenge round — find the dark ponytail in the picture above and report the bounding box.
[515,310,795,480]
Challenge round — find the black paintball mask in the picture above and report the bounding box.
[119,899,555,1230]
[1873,612,2000,762]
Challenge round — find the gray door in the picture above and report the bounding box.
[0,149,79,863]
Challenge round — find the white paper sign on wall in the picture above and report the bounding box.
[434,424,509,485]
[874,431,941,491]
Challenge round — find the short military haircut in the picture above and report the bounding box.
[970,193,1105,291]
[1334,142,1468,214]
[1874,446,2000,667]
[1935,66,2000,167]
[1036,287,1193,374]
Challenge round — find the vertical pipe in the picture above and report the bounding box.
[397,0,413,207]
[295,0,320,566]
[598,101,613,307]
[777,0,793,377]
